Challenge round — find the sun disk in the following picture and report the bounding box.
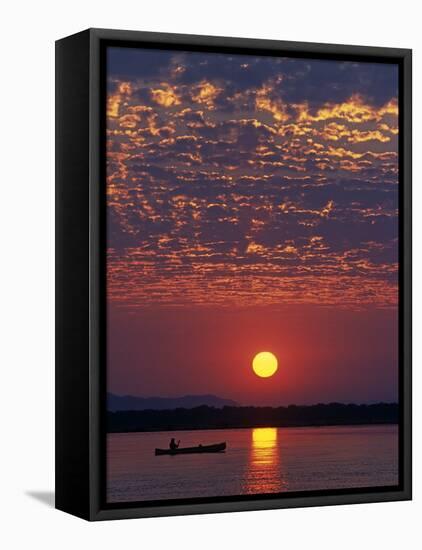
[252,351,278,378]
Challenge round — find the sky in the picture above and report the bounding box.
[106,47,399,406]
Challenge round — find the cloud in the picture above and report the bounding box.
[105,48,399,310]
[151,84,181,107]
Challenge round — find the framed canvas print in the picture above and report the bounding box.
[55,28,412,521]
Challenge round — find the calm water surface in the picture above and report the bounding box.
[107,425,398,503]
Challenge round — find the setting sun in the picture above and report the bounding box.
[252,352,278,378]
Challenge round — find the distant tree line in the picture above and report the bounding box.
[107,403,399,433]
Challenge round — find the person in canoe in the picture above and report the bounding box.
[169,438,180,451]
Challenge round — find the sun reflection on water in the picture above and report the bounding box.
[243,427,286,494]
[253,427,277,447]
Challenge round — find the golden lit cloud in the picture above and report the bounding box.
[151,85,181,107]
[192,80,222,108]
[256,83,289,122]
[347,129,390,143]
[294,95,398,124]
[107,82,132,118]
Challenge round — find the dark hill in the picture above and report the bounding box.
[107,393,238,412]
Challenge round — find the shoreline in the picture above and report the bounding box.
[107,403,399,433]
[107,421,399,435]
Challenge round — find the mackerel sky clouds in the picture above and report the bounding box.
[106,48,398,312]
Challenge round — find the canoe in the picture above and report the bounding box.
[155,442,226,456]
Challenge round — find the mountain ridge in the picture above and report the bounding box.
[107,392,238,411]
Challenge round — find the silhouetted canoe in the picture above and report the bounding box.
[155,442,226,456]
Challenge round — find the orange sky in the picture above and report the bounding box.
[106,47,399,405]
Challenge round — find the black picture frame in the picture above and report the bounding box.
[55,28,412,521]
